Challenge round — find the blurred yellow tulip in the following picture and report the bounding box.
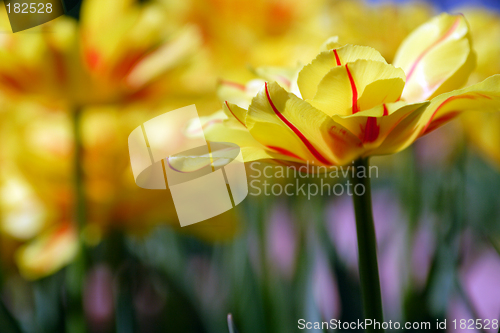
[8,103,238,233]
[205,14,500,167]
[152,0,435,98]
[325,0,435,63]
[0,0,202,107]
[0,157,76,280]
[0,0,236,279]
[460,9,500,168]
[463,9,500,83]
[15,222,79,280]
[156,0,331,83]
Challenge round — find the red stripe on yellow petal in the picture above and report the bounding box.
[225,101,246,127]
[383,104,389,116]
[422,94,476,133]
[423,111,460,135]
[362,117,380,143]
[0,74,24,92]
[345,64,359,114]
[333,49,341,66]
[112,52,144,79]
[267,146,304,160]
[219,79,246,91]
[47,44,67,85]
[264,82,331,165]
[85,47,101,70]
[476,93,493,100]
[406,17,461,82]
[46,223,73,251]
[274,75,291,88]
[203,119,224,129]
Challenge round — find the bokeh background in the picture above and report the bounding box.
[1,0,500,332]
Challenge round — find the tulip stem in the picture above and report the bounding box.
[350,158,384,331]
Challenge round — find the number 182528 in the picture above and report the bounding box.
[453,319,499,330]
[6,3,53,14]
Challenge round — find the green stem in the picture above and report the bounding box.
[66,107,87,333]
[350,158,384,331]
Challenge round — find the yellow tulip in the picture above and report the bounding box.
[0,0,201,107]
[6,102,238,237]
[326,0,435,63]
[205,14,500,167]
[462,9,500,83]
[15,222,79,280]
[155,0,331,83]
[0,102,238,281]
[0,0,232,280]
[0,157,77,281]
[459,9,500,168]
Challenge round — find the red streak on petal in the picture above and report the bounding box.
[203,119,224,129]
[113,52,143,80]
[125,87,155,102]
[422,93,476,133]
[225,101,246,127]
[476,93,492,100]
[264,82,331,165]
[345,64,359,114]
[333,49,341,66]
[383,104,389,116]
[219,79,246,91]
[267,146,303,160]
[53,223,71,239]
[49,46,66,85]
[0,74,24,92]
[423,111,459,135]
[406,17,461,82]
[85,48,101,70]
[42,223,73,253]
[363,117,380,143]
[276,75,291,88]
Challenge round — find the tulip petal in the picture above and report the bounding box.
[252,66,299,90]
[297,45,387,100]
[420,74,500,135]
[247,81,362,165]
[371,76,500,156]
[394,13,475,102]
[366,103,429,156]
[309,60,405,116]
[332,101,428,151]
[223,101,248,127]
[319,36,341,52]
[126,26,201,88]
[15,223,79,280]
[200,109,285,163]
[217,79,266,109]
